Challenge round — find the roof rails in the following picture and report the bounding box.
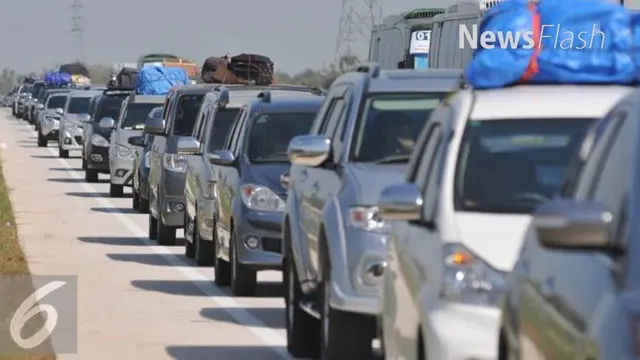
[258,91,271,103]
[213,86,230,106]
[103,88,134,95]
[355,63,380,78]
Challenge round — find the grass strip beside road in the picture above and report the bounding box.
[0,159,56,360]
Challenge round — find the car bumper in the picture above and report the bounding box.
[159,195,186,227]
[235,209,283,270]
[110,157,134,185]
[87,145,110,172]
[425,303,500,360]
[59,128,83,150]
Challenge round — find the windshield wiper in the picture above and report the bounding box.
[375,154,411,164]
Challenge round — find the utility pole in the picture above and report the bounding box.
[335,0,384,67]
[70,0,85,62]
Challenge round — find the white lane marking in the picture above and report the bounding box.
[16,119,291,358]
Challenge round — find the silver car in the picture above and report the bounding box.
[38,92,70,147]
[107,94,165,197]
[58,90,102,158]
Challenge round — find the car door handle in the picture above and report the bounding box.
[540,277,555,298]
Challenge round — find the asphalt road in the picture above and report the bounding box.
[0,109,296,360]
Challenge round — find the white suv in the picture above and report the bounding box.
[375,85,633,360]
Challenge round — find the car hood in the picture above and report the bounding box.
[247,163,290,197]
[347,163,407,205]
[452,212,532,272]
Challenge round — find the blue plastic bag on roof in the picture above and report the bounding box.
[136,66,188,95]
[465,0,635,88]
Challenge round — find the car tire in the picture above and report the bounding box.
[132,185,140,210]
[139,194,150,214]
[156,214,177,246]
[285,250,320,358]
[184,214,195,258]
[230,229,257,296]
[148,214,158,240]
[85,170,98,183]
[194,215,214,266]
[82,158,87,170]
[58,147,69,158]
[319,255,374,360]
[109,183,124,197]
[37,132,46,147]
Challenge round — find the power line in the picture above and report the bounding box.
[335,0,383,64]
[70,0,85,61]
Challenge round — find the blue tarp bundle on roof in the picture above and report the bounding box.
[465,0,637,88]
[136,66,189,95]
[44,72,72,86]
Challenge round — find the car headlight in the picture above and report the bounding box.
[203,181,216,200]
[349,206,389,233]
[163,153,187,173]
[90,134,109,147]
[116,144,133,158]
[240,183,284,211]
[441,243,507,308]
[144,152,151,168]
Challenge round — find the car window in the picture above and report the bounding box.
[209,108,241,153]
[173,94,205,135]
[47,95,67,109]
[248,112,317,163]
[194,104,210,140]
[454,118,594,214]
[351,93,444,163]
[67,97,91,114]
[95,95,128,120]
[121,103,161,129]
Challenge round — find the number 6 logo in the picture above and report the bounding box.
[10,281,67,349]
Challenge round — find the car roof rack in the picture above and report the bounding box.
[103,88,134,95]
[212,86,230,106]
[355,63,380,78]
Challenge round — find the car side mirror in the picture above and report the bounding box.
[177,137,200,155]
[54,108,64,115]
[288,135,331,167]
[378,183,424,221]
[144,117,165,135]
[36,104,44,110]
[99,117,115,129]
[533,198,612,250]
[208,150,236,165]
[128,136,144,147]
[280,171,290,189]
[77,114,91,123]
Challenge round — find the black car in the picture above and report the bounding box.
[129,107,163,213]
[82,89,133,182]
[500,91,640,360]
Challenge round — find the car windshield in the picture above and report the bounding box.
[173,94,205,135]
[454,118,594,214]
[31,84,43,97]
[207,109,240,152]
[352,93,443,163]
[47,95,67,109]
[67,97,91,114]
[121,103,160,129]
[248,112,316,162]
[95,95,128,120]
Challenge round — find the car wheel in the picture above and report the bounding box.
[230,229,257,296]
[82,158,87,170]
[156,214,176,246]
[58,147,69,158]
[184,214,195,258]
[194,215,214,266]
[148,214,158,240]
[285,250,320,357]
[37,132,46,147]
[132,185,140,210]
[85,169,98,183]
[319,255,374,359]
[139,192,150,213]
[109,183,124,197]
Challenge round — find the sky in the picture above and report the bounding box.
[0,0,636,75]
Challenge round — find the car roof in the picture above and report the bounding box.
[226,89,320,108]
[248,95,325,113]
[128,94,165,104]
[69,90,102,98]
[336,68,464,94]
[470,85,634,120]
[175,84,216,95]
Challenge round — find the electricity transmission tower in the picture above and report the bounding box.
[335,0,383,68]
[70,0,85,61]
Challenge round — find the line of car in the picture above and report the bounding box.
[3,63,639,360]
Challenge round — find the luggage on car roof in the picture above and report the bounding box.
[465,0,637,88]
[58,62,90,77]
[136,66,189,95]
[201,53,275,85]
[116,67,139,90]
